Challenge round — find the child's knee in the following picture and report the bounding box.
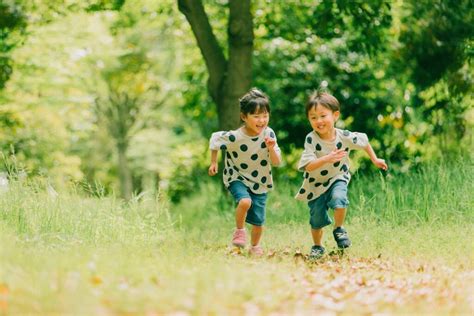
[238,198,252,209]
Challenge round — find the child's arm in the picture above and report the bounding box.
[304,149,346,172]
[265,137,282,166]
[364,143,388,170]
[208,150,219,176]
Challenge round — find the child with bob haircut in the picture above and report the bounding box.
[208,88,282,256]
[296,91,388,260]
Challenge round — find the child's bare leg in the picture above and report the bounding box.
[334,208,346,228]
[251,225,263,246]
[235,198,252,229]
[311,228,324,246]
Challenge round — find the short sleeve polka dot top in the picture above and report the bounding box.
[295,128,369,202]
[209,127,280,194]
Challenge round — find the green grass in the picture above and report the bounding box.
[0,162,473,314]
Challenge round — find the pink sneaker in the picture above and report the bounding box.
[232,229,246,247]
[249,245,264,257]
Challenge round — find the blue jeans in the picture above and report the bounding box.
[308,180,349,229]
[228,181,267,226]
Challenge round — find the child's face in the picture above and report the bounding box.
[308,104,339,138]
[241,111,269,136]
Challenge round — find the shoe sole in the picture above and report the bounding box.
[337,243,351,249]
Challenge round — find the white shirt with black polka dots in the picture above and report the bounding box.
[210,127,281,194]
[295,128,369,202]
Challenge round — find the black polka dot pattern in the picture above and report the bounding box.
[211,128,278,195]
[294,129,366,201]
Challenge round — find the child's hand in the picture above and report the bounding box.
[264,136,276,150]
[326,148,347,163]
[373,158,388,171]
[208,162,218,176]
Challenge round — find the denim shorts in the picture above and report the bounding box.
[228,181,268,226]
[308,180,349,229]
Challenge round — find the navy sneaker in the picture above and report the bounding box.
[333,227,351,248]
[309,245,326,260]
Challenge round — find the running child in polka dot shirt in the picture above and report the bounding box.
[295,91,388,260]
[208,88,282,256]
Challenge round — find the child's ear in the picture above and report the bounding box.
[240,113,247,122]
[334,111,340,121]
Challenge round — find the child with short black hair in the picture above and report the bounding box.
[296,91,388,259]
[209,88,282,256]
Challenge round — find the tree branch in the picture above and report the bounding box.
[177,0,227,101]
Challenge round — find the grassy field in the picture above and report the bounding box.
[0,162,473,315]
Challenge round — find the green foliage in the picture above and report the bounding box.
[391,0,474,160]
[0,0,26,89]
[0,0,472,198]
[398,0,473,88]
[181,0,471,174]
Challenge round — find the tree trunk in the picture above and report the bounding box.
[178,0,253,131]
[117,144,132,200]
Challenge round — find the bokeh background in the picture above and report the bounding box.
[1,0,472,201]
